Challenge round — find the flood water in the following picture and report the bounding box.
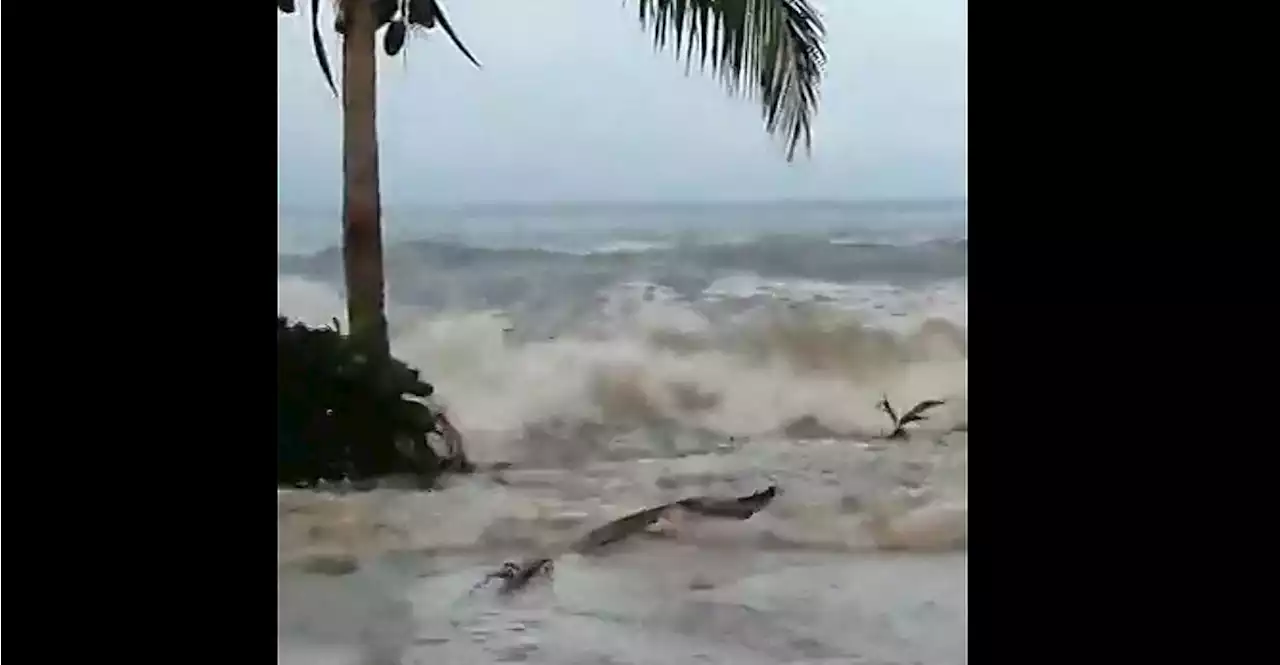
[278,437,967,665]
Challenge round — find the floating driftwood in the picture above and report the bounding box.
[472,486,779,595]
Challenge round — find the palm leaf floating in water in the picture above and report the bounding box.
[898,399,947,427]
[877,396,947,439]
[673,485,779,520]
[570,503,677,553]
[876,395,899,428]
[473,486,780,595]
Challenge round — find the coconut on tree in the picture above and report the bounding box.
[277,0,827,361]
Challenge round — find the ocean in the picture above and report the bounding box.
[277,200,967,665]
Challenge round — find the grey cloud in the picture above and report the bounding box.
[277,0,966,205]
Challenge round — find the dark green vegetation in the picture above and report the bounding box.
[277,316,471,488]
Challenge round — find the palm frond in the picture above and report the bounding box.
[897,399,946,427]
[425,1,482,68]
[310,0,338,96]
[632,0,826,161]
[571,503,675,553]
[470,486,779,595]
[877,394,898,425]
[676,484,778,519]
[315,0,480,97]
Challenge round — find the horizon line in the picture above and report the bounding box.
[279,196,967,211]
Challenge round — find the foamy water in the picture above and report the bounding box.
[279,435,966,665]
[278,208,966,664]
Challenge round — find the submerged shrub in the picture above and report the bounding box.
[277,316,460,487]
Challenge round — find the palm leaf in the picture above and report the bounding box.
[897,399,946,427]
[571,503,677,553]
[473,487,781,595]
[631,0,826,161]
[877,395,898,426]
[426,1,483,68]
[310,0,338,96]
[676,484,778,519]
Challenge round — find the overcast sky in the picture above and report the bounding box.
[277,0,966,207]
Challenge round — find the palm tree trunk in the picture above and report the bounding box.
[340,0,391,361]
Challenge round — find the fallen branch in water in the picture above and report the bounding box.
[470,558,557,595]
[876,396,947,439]
[472,486,779,595]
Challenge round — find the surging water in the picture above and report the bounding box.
[278,202,967,664]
